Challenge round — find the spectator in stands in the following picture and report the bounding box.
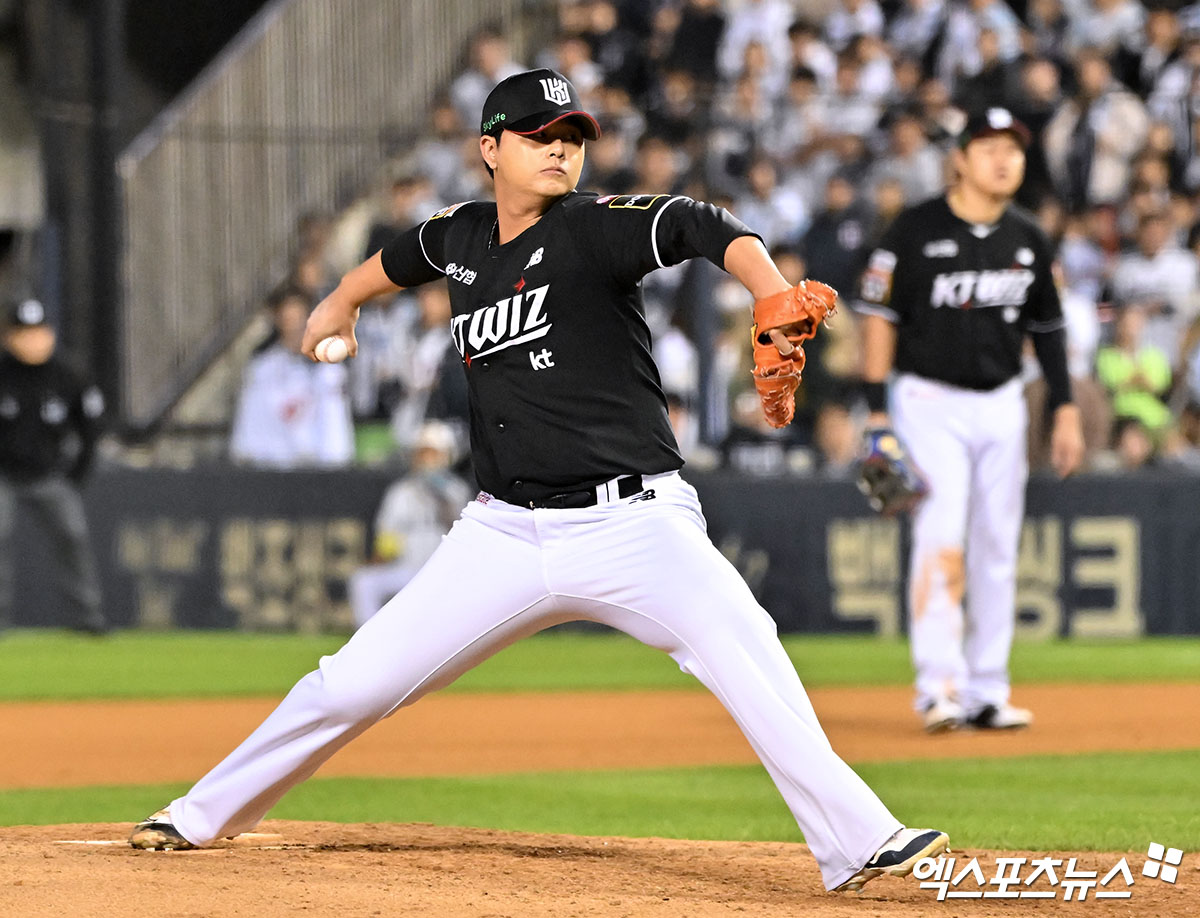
[664,0,726,90]
[1163,400,1200,470]
[786,20,836,90]
[847,33,896,101]
[632,133,684,195]
[824,0,885,53]
[1110,210,1200,363]
[953,28,1017,114]
[1044,47,1150,210]
[1121,7,1184,98]
[545,33,603,97]
[1111,415,1157,469]
[347,420,472,628]
[362,173,439,261]
[580,0,648,98]
[583,127,636,194]
[449,29,525,128]
[762,66,823,166]
[887,0,948,65]
[720,388,811,476]
[937,0,1023,92]
[867,175,909,249]
[868,106,945,206]
[647,68,708,148]
[816,50,882,140]
[1009,56,1065,206]
[801,170,872,298]
[230,285,354,469]
[1065,0,1145,58]
[1026,0,1072,63]
[412,98,468,205]
[389,279,463,455]
[718,0,791,88]
[1096,303,1173,436]
[732,155,809,251]
[812,395,860,479]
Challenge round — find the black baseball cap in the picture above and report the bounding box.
[480,68,600,141]
[958,107,1031,150]
[4,298,49,328]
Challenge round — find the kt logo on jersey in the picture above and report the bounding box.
[451,284,552,363]
[930,269,1034,309]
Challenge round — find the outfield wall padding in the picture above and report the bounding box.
[12,468,1198,634]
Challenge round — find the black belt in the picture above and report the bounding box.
[526,474,645,509]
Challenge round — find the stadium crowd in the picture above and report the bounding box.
[249,0,1200,477]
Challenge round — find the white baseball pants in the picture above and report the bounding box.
[166,472,900,889]
[891,374,1028,713]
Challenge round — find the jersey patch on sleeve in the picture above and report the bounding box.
[600,193,667,210]
[428,201,470,220]
[861,248,897,304]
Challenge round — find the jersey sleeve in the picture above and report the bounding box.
[1021,228,1066,334]
[378,202,471,288]
[583,194,760,286]
[854,214,909,324]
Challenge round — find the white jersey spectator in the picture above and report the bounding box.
[938,0,1023,88]
[449,30,525,129]
[230,286,354,469]
[1065,0,1146,56]
[888,0,948,60]
[824,0,886,52]
[717,0,793,86]
[1110,212,1200,361]
[348,421,472,627]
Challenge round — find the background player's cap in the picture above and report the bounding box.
[4,298,49,328]
[958,108,1031,150]
[480,68,600,141]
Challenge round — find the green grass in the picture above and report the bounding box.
[3,750,1198,851]
[0,630,1196,702]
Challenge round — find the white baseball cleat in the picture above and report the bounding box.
[966,703,1033,729]
[835,827,951,892]
[921,697,964,734]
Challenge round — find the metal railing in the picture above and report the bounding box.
[117,0,521,432]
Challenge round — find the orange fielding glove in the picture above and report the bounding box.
[751,280,838,428]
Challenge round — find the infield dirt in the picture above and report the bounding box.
[1,682,1197,915]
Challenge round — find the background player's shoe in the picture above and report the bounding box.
[966,703,1033,729]
[129,808,196,850]
[921,697,964,733]
[835,827,950,892]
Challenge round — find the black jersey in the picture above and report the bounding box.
[0,352,104,482]
[380,191,756,503]
[855,196,1064,391]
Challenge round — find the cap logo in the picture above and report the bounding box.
[539,77,570,106]
[482,112,506,133]
[986,108,1013,130]
[17,300,45,325]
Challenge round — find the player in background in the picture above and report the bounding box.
[0,298,108,635]
[856,108,1085,734]
[130,68,948,893]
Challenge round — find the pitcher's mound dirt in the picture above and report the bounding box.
[1,822,1193,917]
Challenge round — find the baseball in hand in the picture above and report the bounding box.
[314,335,349,363]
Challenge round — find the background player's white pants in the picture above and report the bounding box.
[891,374,1027,713]
[166,473,900,890]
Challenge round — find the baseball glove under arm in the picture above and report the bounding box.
[856,427,929,515]
[751,280,838,428]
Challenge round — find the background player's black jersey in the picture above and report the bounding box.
[380,191,755,503]
[855,197,1064,391]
